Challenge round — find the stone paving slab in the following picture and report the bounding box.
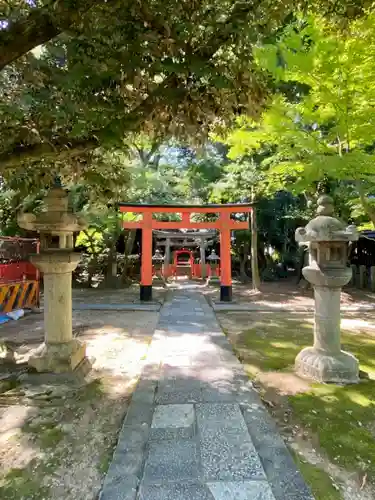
[150,404,195,440]
[196,403,247,429]
[143,439,199,484]
[138,482,214,500]
[100,289,314,500]
[199,425,265,481]
[207,481,276,500]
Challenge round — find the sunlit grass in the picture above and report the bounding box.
[291,451,342,500]
[222,312,375,497]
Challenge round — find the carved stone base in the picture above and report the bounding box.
[153,276,167,287]
[207,276,220,286]
[28,339,91,374]
[295,347,359,384]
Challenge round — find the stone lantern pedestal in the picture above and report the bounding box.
[28,251,86,373]
[152,249,166,287]
[295,195,359,384]
[207,249,220,285]
[18,186,90,374]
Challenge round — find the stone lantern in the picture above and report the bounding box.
[207,249,220,283]
[295,195,359,384]
[18,185,90,374]
[152,248,165,286]
[152,248,164,272]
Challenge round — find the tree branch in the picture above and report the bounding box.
[0,75,182,168]
[0,1,261,167]
[0,0,101,71]
[194,1,259,60]
[356,180,375,227]
[0,138,99,169]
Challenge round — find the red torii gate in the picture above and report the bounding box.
[119,203,252,302]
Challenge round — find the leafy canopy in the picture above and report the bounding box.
[1,0,372,179]
[225,11,375,195]
[0,0,274,176]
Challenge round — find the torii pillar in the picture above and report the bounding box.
[220,212,232,302]
[140,212,153,301]
[120,204,252,302]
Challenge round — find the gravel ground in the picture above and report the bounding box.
[0,308,159,500]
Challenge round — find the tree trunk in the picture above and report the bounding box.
[250,197,261,291]
[357,181,375,227]
[88,255,98,288]
[105,239,118,286]
[84,230,98,288]
[239,258,247,282]
[121,230,136,283]
[0,0,100,71]
[239,241,250,282]
[296,247,306,284]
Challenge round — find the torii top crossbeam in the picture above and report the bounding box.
[119,203,252,302]
[119,203,252,230]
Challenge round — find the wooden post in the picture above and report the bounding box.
[219,212,232,302]
[140,212,153,301]
[351,264,357,287]
[371,266,375,292]
[164,238,171,278]
[359,265,366,289]
[200,239,206,279]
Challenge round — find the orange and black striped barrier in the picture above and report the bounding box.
[0,280,39,313]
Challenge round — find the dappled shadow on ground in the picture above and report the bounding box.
[219,311,375,378]
[0,309,158,500]
[71,285,166,305]
[203,279,375,310]
[218,310,375,498]
[132,310,315,500]
[0,375,135,500]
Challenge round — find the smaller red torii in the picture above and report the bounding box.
[119,203,252,302]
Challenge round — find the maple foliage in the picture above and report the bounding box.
[222,10,375,223]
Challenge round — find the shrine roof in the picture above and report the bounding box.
[153,229,217,239]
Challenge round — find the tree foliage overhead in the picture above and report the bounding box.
[1,0,372,178]
[0,0,271,174]
[1,0,371,71]
[220,9,375,224]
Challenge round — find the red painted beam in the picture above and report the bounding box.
[120,205,252,214]
[122,220,249,230]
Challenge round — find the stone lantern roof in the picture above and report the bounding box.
[296,195,358,244]
[18,187,86,235]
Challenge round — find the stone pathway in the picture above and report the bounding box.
[100,290,314,500]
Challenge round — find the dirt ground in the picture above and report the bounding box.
[204,279,375,310]
[71,284,166,305]
[0,295,159,500]
[1,280,374,499]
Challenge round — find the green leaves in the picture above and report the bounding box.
[0,0,278,174]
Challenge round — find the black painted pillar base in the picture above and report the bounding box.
[220,285,232,302]
[140,285,152,302]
